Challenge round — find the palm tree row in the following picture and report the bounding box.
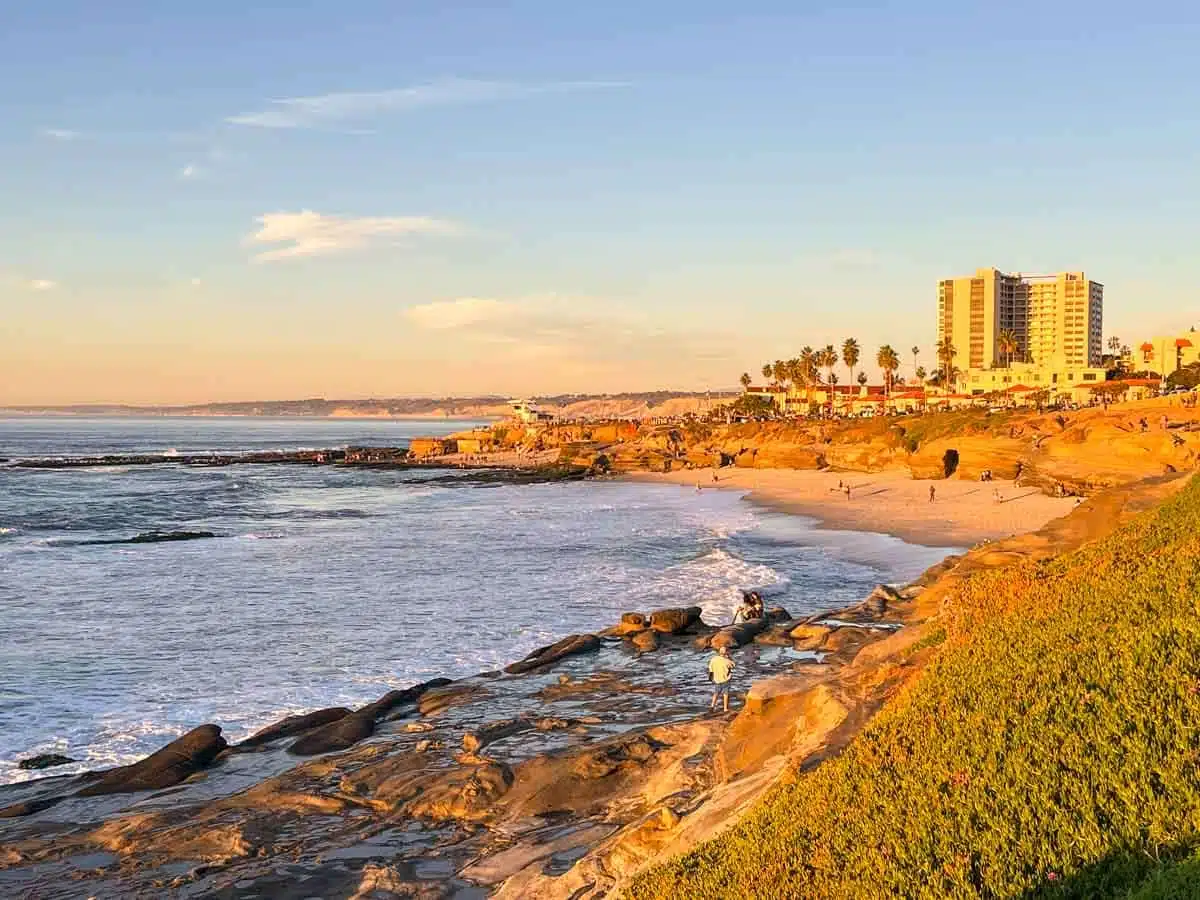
[741,340,915,397]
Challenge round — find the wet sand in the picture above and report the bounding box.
[630,468,1081,547]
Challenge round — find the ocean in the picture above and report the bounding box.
[0,417,955,785]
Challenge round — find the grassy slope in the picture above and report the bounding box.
[626,477,1200,899]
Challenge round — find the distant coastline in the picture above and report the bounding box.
[0,390,733,422]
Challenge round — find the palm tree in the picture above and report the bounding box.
[842,338,860,389]
[936,338,957,389]
[1107,335,1121,355]
[915,365,927,382]
[798,347,817,396]
[772,359,787,386]
[857,371,868,387]
[997,329,1019,368]
[877,345,900,396]
[911,345,920,381]
[761,363,773,382]
[739,372,752,390]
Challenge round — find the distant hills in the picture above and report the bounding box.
[3,391,737,421]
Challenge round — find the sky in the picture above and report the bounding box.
[2,1,1198,405]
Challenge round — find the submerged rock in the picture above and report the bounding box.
[77,724,227,796]
[17,753,76,771]
[0,796,66,818]
[631,630,660,652]
[504,634,601,675]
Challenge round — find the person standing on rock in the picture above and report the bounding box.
[708,645,735,712]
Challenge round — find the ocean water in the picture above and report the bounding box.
[0,417,956,785]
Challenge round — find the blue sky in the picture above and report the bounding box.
[3,1,1198,403]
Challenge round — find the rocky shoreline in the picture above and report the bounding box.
[0,553,952,899]
[1,467,1185,899]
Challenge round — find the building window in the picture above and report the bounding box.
[1083,373,1097,381]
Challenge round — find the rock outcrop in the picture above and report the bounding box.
[77,724,227,796]
[503,634,601,674]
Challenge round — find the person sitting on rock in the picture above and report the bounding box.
[708,645,736,712]
[732,591,764,625]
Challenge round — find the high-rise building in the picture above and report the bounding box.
[936,269,1103,376]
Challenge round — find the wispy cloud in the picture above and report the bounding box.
[226,78,626,129]
[41,128,81,141]
[405,297,506,329]
[27,279,58,291]
[180,163,200,179]
[245,210,462,262]
[404,294,736,374]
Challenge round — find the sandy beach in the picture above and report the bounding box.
[631,467,1081,547]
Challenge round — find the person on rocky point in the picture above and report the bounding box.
[708,645,736,712]
[732,591,764,625]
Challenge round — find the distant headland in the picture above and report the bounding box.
[0,391,735,421]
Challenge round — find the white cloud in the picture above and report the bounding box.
[226,78,626,129]
[245,210,462,262]
[404,294,736,372]
[27,279,58,291]
[41,128,80,141]
[404,297,508,329]
[180,163,200,179]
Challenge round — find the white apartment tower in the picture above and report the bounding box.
[937,269,1103,373]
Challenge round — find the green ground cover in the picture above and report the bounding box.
[626,476,1200,899]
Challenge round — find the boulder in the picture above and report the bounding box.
[710,620,768,649]
[766,605,792,622]
[357,677,455,719]
[790,623,835,650]
[404,761,514,821]
[752,625,794,646]
[648,606,704,634]
[288,712,375,757]
[863,584,901,615]
[77,724,227,796]
[504,634,601,675]
[17,753,76,771]
[237,708,351,749]
[631,630,660,652]
[463,718,530,753]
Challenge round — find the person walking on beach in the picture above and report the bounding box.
[929,484,936,503]
[708,645,735,712]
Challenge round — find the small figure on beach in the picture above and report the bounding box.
[993,487,1002,504]
[845,484,851,500]
[708,645,735,712]
[712,471,719,483]
[929,484,936,503]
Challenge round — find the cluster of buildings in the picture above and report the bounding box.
[744,266,1197,417]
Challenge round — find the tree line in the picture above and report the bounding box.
[740,339,963,395]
